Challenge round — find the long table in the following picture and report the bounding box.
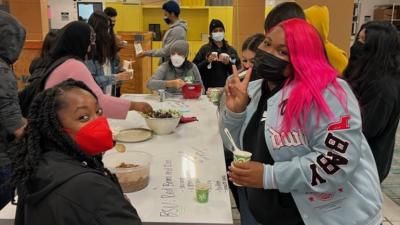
[0,94,233,225]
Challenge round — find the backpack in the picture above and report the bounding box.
[18,56,73,117]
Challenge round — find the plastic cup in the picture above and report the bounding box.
[126,69,134,79]
[233,150,252,163]
[208,88,223,103]
[196,183,210,203]
[232,150,252,186]
[122,60,131,70]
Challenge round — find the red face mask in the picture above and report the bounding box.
[65,117,113,155]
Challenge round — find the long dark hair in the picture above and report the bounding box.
[343,23,368,78]
[45,21,93,66]
[40,30,58,58]
[28,30,59,75]
[10,79,103,203]
[346,21,400,95]
[242,33,265,52]
[88,11,117,65]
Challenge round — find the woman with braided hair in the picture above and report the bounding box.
[10,79,142,225]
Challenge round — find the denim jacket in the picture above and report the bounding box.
[85,60,116,93]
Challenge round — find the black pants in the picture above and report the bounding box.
[0,163,11,209]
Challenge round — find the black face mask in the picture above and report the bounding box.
[253,49,289,83]
[349,40,365,62]
[163,16,172,25]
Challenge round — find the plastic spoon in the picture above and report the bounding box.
[224,128,239,152]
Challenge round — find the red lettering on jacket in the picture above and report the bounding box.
[328,115,350,131]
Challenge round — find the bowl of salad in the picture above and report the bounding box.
[142,109,182,135]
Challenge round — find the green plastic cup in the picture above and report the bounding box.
[196,183,210,203]
[233,150,252,164]
[232,150,252,186]
[209,88,220,102]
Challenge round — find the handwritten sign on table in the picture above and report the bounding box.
[159,156,229,218]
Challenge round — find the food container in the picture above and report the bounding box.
[231,150,252,187]
[103,151,152,193]
[182,83,202,99]
[144,117,180,135]
[208,87,224,105]
[142,109,182,135]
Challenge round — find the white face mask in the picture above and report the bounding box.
[212,32,225,42]
[171,54,185,67]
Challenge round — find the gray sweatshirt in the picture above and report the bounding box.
[147,61,203,94]
[144,20,188,65]
[0,11,26,166]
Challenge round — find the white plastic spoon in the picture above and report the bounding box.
[224,128,240,152]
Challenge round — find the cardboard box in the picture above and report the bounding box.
[374,5,398,21]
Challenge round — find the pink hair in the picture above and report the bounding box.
[278,18,347,132]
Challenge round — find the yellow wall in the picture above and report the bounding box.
[151,41,162,73]
[106,3,143,32]
[105,3,234,75]
[265,6,273,17]
[182,8,209,41]
[142,8,169,38]
[208,6,233,44]
[142,7,209,41]
[180,0,206,6]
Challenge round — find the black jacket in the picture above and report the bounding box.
[28,57,47,79]
[15,151,142,225]
[193,41,241,90]
[0,11,26,166]
[355,76,400,182]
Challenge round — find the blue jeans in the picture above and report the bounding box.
[0,164,12,209]
[237,187,261,225]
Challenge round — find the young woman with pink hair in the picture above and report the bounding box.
[219,18,382,225]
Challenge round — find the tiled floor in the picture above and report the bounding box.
[382,194,400,225]
[382,126,400,206]
[231,126,400,225]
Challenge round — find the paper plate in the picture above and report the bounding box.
[116,128,153,143]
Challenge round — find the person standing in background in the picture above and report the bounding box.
[139,0,188,65]
[104,7,118,28]
[86,11,132,95]
[0,10,27,210]
[343,23,367,79]
[193,19,241,91]
[305,5,348,75]
[104,7,127,97]
[344,21,400,183]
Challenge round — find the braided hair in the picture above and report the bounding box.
[10,79,104,203]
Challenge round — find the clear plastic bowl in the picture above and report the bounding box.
[103,151,152,193]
